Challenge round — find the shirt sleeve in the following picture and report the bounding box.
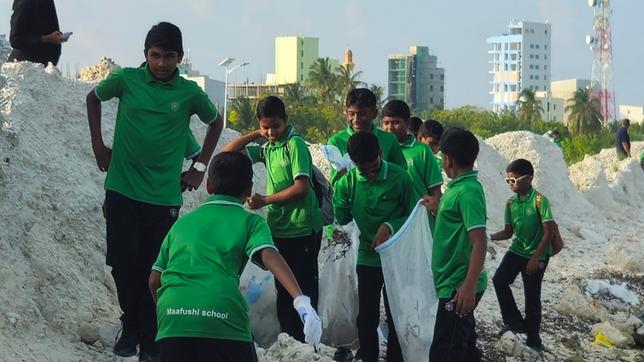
[538,195,554,223]
[385,174,416,234]
[185,130,201,160]
[289,137,312,180]
[425,149,444,189]
[460,187,487,232]
[9,0,41,50]
[95,68,125,101]
[152,231,172,272]
[192,88,219,124]
[332,175,353,225]
[504,200,512,225]
[246,215,277,270]
[389,141,407,170]
[245,144,263,164]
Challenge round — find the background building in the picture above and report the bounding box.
[619,105,644,124]
[387,45,445,113]
[267,36,319,85]
[536,78,591,124]
[487,20,551,112]
[178,56,225,110]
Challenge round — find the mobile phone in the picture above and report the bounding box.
[61,32,73,39]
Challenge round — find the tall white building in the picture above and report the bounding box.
[487,20,551,112]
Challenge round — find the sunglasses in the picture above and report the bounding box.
[504,174,531,185]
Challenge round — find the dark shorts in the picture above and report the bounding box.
[159,337,258,362]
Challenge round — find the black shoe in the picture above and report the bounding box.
[497,322,526,336]
[113,326,138,357]
[333,347,353,361]
[139,340,160,362]
[526,342,545,353]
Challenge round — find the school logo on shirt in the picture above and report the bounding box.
[169,208,179,218]
[525,208,534,216]
[170,102,180,112]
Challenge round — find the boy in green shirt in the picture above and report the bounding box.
[222,96,322,343]
[381,100,443,229]
[149,152,321,361]
[489,159,554,352]
[327,88,406,186]
[422,127,488,361]
[418,119,444,172]
[86,22,223,361]
[333,132,415,362]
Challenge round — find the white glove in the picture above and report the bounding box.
[293,295,322,346]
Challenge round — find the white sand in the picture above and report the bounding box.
[1,61,642,361]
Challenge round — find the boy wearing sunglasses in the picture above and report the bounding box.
[489,158,555,353]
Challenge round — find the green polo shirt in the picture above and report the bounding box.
[327,125,407,185]
[246,125,322,238]
[95,64,218,206]
[152,194,276,342]
[432,171,488,299]
[185,131,200,160]
[505,188,554,259]
[333,161,416,267]
[400,135,443,197]
[401,135,443,230]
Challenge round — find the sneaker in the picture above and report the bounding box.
[113,326,138,357]
[497,322,526,336]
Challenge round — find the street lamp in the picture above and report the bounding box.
[219,58,250,128]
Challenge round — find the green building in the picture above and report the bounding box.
[388,46,445,113]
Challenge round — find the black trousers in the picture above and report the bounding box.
[273,230,322,342]
[492,251,548,346]
[356,265,402,362]
[429,291,484,362]
[105,190,180,344]
[159,337,257,362]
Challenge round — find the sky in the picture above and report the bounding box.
[1,0,642,108]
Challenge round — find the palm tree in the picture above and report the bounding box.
[336,64,364,103]
[369,84,386,110]
[565,87,603,136]
[516,88,544,126]
[307,57,338,104]
[228,96,255,132]
[283,83,313,110]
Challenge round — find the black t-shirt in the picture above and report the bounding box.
[616,127,630,155]
[9,0,61,65]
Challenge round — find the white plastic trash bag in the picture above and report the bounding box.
[317,222,360,347]
[375,202,438,362]
[239,262,280,347]
[322,144,353,171]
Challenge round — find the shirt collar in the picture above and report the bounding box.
[515,187,536,202]
[142,62,180,87]
[346,124,375,135]
[447,170,478,187]
[356,160,389,182]
[401,134,416,148]
[266,124,294,148]
[201,194,245,208]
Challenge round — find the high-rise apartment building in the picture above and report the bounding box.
[487,20,551,112]
[267,36,319,85]
[388,46,445,113]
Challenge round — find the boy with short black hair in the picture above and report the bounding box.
[327,88,406,186]
[86,22,223,361]
[407,116,423,137]
[489,158,554,352]
[381,100,442,228]
[149,152,321,362]
[333,131,415,362]
[418,119,444,171]
[222,96,322,343]
[422,127,488,361]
